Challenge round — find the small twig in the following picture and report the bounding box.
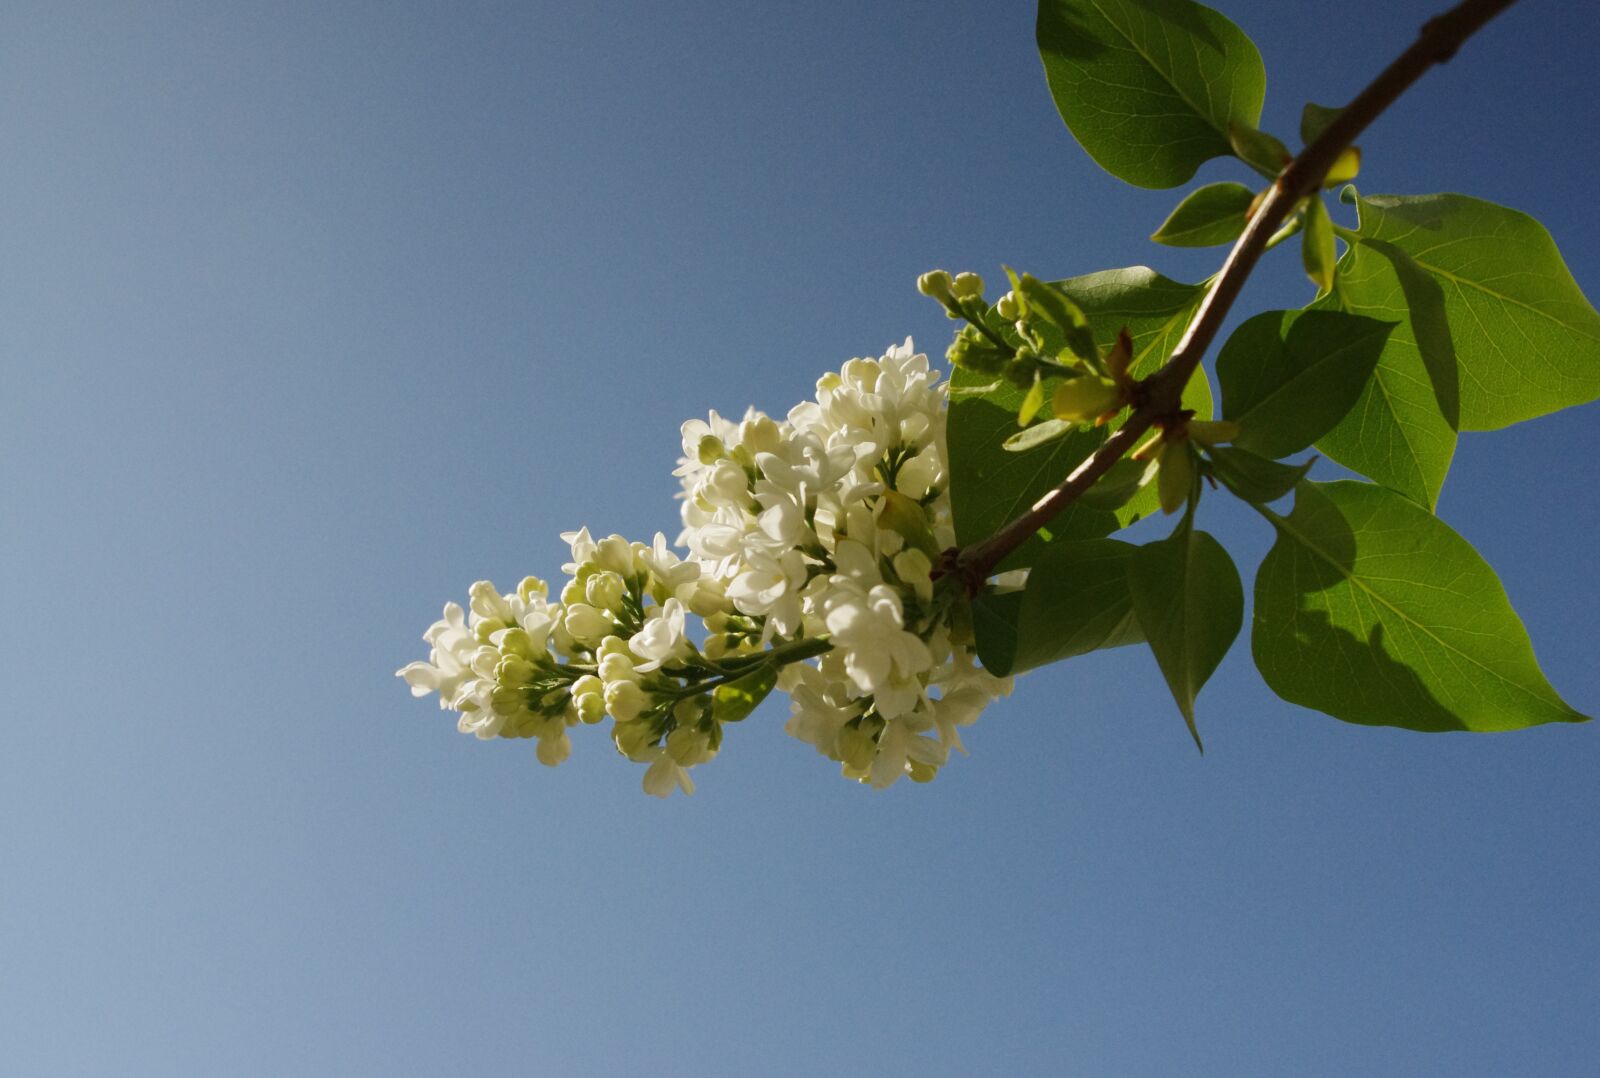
[952,0,1519,587]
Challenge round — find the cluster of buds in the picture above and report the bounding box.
[400,341,1012,796]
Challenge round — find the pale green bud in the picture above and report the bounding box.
[597,635,633,659]
[571,673,605,705]
[951,271,984,300]
[489,685,528,716]
[739,415,782,457]
[686,578,731,618]
[598,652,637,686]
[908,759,939,783]
[1157,440,1195,515]
[1052,376,1124,423]
[893,548,935,602]
[612,718,655,758]
[472,618,508,644]
[496,655,537,687]
[1186,419,1241,447]
[497,627,538,660]
[916,269,954,303]
[605,680,648,723]
[559,579,585,606]
[995,291,1022,321]
[595,534,635,575]
[697,434,726,465]
[563,603,612,647]
[837,724,878,772]
[667,725,716,766]
[535,732,571,767]
[573,692,606,725]
[517,576,549,601]
[584,570,627,613]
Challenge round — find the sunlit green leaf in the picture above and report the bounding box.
[1253,481,1589,731]
[1348,190,1600,429]
[1216,308,1393,459]
[1127,527,1243,749]
[1302,196,1336,292]
[1048,267,1214,527]
[1314,239,1458,508]
[1036,0,1266,188]
[971,539,1145,677]
[711,665,777,723]
[1205,445,1312,503]
[949,366,1119,571]
[1299,101,1342,144]
[1228,122,1290,177]
[949,267,1213,561]
[1151,181,1256,247]
[1003,417,1078,452]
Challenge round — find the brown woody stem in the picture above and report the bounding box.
[951,0,1519,590]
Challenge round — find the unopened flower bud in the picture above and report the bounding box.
[667,724,717,766]
[996,291,1022,321]
[517,576,548,601]
[1186,419,1241,446]
[598,651,637,686]
[837,722,879,772]
[584,570,627,613]
[563,603,612,647]
[535,732,572,767]
[1052,376,1124,423]
[1158,439,1196,515]
[612,718,655,758]
[952,271,985,300]
[916,269,954,303]
[739,415,782,457]
[594,534,635,575]
[696,434,725,465]
[604,680,648,723]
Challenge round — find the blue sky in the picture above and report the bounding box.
[3,1,1597,1074]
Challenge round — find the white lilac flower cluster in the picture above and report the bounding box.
[398,339,1012,796]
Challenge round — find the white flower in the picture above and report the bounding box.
[870,708,948,788]
[823,584,934,716]
[631,598,689,673]
[639,747,696,798]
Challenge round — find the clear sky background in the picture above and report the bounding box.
[4,1,1598,1075]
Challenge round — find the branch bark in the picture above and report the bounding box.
[952,0,1519,588]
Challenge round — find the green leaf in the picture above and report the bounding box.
[1127,527,1244,749]
[971,539,1145,677]
[1302,196,1336,292]
[1019,274,1097,361]
[949,366,1119,571]
[1348,190,1600,429]
[1216,308,1394,459]
[1205,445,1312,503]
[1036,0,1266,189]
[1299,102,1341,144]
[1079,457,1156,510]
[1151,181,1256,247]
[1253,481,1589,731]
[1003,417,1078,452]
[711,664,778,723]
[948,267,1212,561]
[1227,122,1290,177]
[1046,267,1215,527]
[1314,239,1458,508]
[1018,373,1047,426]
